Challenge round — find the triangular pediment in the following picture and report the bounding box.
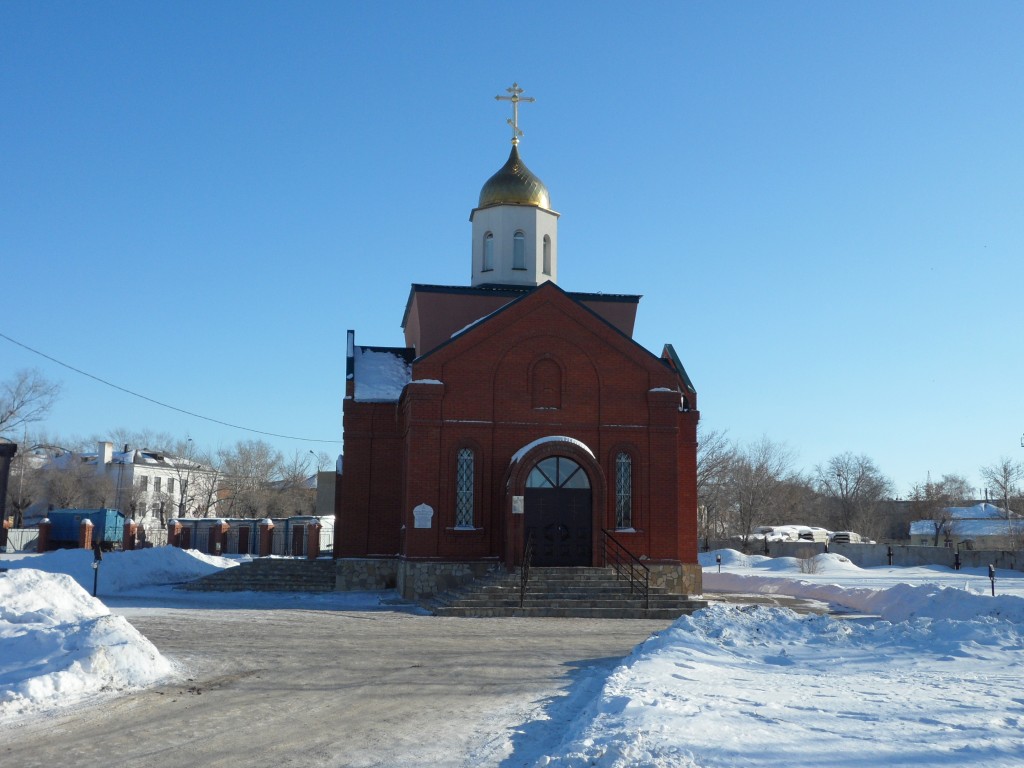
[415,281,673,381]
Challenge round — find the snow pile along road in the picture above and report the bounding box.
[535,577,1024,767]
[0,546,236,595]
[0,568,175,722]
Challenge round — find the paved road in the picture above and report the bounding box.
[1,606,672,768]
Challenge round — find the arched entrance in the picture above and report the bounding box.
[524,456,592,566]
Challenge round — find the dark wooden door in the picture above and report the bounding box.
[524,456,592,567]
[237,526,251,555]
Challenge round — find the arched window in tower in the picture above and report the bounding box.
[482,233,494,272]
[513,231,526,270]
[542,235,551,275]
[615,452,633,529]
[531,358,562,409]
[455,448,475,528]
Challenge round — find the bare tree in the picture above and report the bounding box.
[909,473,972,546]
[0,370,61,438]
[696,427,736,547]
[275,450,317,517]
[217,439,285,519]
[100,428,176,454]
[980,457,1023,518]
[37,454,114,511]
[726,437,797,548]
[815,452,893,538]
[161,438,220,518]
[5,445,43,527]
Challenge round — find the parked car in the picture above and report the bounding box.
[830,531,862,544]
[797,527,830,543]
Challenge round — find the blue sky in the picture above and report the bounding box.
[2,2,1022,495]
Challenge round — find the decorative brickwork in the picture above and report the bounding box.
[337,282,700,576]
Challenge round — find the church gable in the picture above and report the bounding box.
[415,282,679,392]
[407,283,687,429]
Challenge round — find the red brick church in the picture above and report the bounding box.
[335,85,701,598]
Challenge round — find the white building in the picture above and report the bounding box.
[909,502,1022,549]
[50,441,219,521]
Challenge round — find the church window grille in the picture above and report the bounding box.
[513,231,526,270]
[455,448,475,528]
[542,235,551,275]
[482,233,494,272]
[615,453,632,529]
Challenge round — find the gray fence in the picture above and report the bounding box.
[709,539,1023,573]
[2,528,39,552]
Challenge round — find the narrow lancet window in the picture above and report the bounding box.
[615,453,632,529]
[542,235,551,275]
[482,233,494,272]
[456,448,475,528]
[513,231,526,270]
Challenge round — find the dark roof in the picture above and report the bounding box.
[401,283,641,330]
[414,281,667,376]
[662,344,697,394]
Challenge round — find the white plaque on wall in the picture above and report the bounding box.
[413,503,434,529]
[512,495,524,515]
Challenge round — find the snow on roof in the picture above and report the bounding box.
[948,502,1010,519]
[510,435,595,464]
[45,447,212,472]
[353,347,412,402]
[450,313,493,339]
[910,517,1023,537]
[909,502,1019,536]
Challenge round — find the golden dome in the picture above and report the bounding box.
[478,145,550,209]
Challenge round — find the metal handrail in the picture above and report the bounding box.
[601,528,650,609]
[520,532,535,608]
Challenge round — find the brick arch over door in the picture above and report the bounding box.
[502,437,606,568]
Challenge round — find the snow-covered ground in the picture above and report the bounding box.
[3,547,1024,767]
[0,548,395,722]
[0,566,175,721]
[529,552,1024,767]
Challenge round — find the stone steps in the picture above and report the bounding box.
[434,605,704,620]
[183,558,336,592]
[428,566,706,619]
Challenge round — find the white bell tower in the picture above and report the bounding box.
[470,83,558,288]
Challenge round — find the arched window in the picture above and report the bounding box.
[615,453,632,529]
[482,233,494,272]
[512,231,526,270]
[542,235,551,275]
[527,456,590,489]
[455,448,475,528]
[531,358,562,409]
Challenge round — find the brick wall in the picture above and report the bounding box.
[339,282,701,569]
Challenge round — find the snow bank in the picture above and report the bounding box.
[0,569,174,722]
[537,600,1024,767]
[0,547,236,595]
[701,548,1024,621]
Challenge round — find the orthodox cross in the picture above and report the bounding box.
[495,82,535,145]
